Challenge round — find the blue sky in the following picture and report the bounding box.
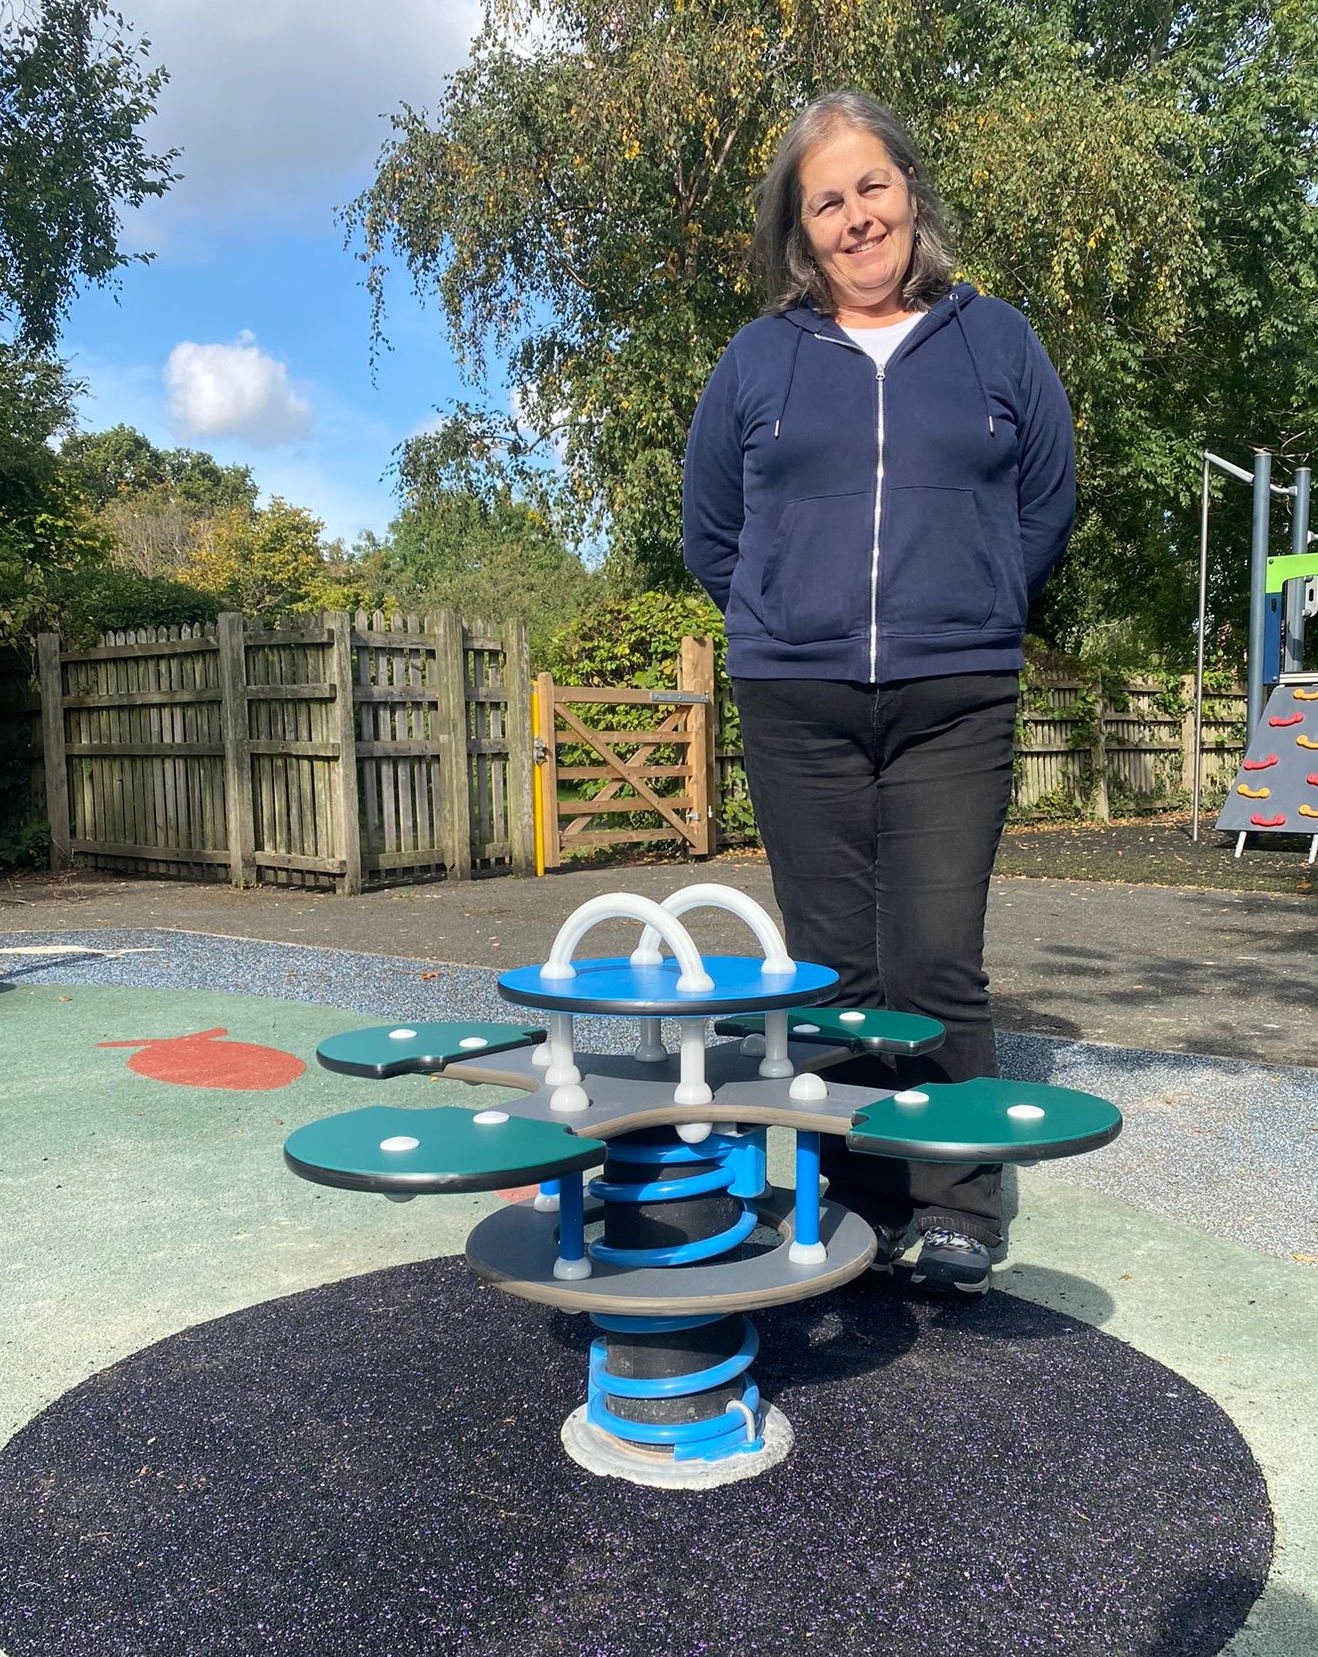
[61,0,490,548]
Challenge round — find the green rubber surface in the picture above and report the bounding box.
[316,1020,545,1078]
[284,1103,607,1194]
[714,1006,945,1054]
[848,1077,1122,1164]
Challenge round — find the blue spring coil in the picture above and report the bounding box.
[587,1314,763,1459]
[583,1131,768,1460]
[587,1131,761,1268]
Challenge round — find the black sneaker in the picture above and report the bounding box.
[910,1227,991,1294]
[867,1222,909,1276]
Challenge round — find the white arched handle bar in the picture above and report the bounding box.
[630,883,795,977]
[539,893,715,995]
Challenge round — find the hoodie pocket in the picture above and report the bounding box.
[760,492,873,646]
[881,486,999,635]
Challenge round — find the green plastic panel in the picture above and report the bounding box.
[847,1077,1121,1164]
[714,1007,945,1055]
[284,1104,606,1194]
[316,1021,546,1079]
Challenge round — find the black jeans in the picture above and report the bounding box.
[734,673,1020,1249]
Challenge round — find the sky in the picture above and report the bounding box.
[61,0,490,548]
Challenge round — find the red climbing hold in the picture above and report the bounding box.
[1269,712,1304,726]
[1242,754,1279,770]
[96,1028,307,1090]
[1308,774,1318,787]
[1250,813,1287,828]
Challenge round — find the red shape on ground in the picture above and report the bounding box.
[1250,813,1287,828]
[496,1184,540,1204]
[1242,754,1279,770]
[96,1028,307,1090]
[1269,712,1304,726]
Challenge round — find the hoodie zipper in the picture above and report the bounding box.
[816,332,885,681]
[809,313,954,682]
[870,361,886,682]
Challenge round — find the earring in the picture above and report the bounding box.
[912,228,922,248]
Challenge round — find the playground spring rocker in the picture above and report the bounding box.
[285,883,1121,1488]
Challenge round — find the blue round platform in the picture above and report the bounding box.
[497,955,839,1016]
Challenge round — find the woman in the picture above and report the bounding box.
[683,91,1074,1293]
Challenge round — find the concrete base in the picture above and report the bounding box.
[559,1403,794,1488]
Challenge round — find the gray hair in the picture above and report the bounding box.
[752,91,956,316]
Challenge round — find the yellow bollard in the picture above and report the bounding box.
[531,687,546,877]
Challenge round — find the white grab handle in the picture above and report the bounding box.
[631,882,795,976]
[539,893,715,995]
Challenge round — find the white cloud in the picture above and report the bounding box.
[165,330,314,446]
[119,0,484,240]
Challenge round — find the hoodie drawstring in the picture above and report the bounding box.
[952,289,995,436]
[773,327,804,439]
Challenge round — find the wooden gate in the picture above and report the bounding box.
[534,636,716,867]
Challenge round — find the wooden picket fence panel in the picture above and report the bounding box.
[34,611,534,890]
[1012,674,1247,819]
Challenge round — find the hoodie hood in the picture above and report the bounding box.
[778,281,980,339]
[774,283,993,438]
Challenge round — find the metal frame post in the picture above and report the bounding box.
[1247,449,1272,739]
[1285,468,1312,674]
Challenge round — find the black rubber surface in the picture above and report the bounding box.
[0,1259,1270,1657]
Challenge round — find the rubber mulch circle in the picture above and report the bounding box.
[0,1258,1270,1657]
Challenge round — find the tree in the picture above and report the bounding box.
[61,426,259,516]
[364,427,604,659]
[347,0,1318,660]
[0,350,217,652]
[1,0,177,351]
[61,425,261,577]
[177,498,333,617]
[0,344,108,649]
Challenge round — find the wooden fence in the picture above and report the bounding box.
[4,635,1252,882]
[1012,674,1246,819]
[29,611,534,891]
[711,671,1248,836]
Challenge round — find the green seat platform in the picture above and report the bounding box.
[714,1007,945,1055]
[284,1104,606,1195]
[847,1077,1121,1164]
[316,1021,546,1080]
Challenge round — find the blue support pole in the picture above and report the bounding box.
[557,1171,585,1263]
[793,1132,822,1249]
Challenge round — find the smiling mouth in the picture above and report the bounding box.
[844,237,886,255]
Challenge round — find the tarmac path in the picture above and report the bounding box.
[5,857,1318,1066]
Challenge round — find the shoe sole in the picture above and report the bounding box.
[909,1270,990,1295]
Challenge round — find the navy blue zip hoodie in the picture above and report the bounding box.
[682,281,1075,683]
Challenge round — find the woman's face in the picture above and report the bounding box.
[797,125,917,326]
